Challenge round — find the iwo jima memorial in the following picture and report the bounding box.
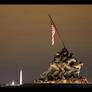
[19,15,91,88]
[32,14,89,85]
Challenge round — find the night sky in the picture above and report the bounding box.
[0,5,92,84]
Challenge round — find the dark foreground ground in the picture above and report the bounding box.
[1,84,92,88]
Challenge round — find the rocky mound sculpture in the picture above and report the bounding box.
[33,48,89,84]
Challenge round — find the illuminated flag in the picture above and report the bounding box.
[51,25,56,46]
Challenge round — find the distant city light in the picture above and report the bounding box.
[11,81,15,85]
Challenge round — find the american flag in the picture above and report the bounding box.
[51,25,56,46]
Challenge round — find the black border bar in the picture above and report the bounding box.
[0,0,92,4]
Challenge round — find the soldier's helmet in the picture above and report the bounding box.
[56,52,60,56]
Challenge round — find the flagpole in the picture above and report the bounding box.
[48,14,66,48]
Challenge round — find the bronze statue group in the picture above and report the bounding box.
[40,48,83,81]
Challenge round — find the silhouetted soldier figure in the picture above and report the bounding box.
[60,48,69,57]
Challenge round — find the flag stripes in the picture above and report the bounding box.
[51,25,56,46]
